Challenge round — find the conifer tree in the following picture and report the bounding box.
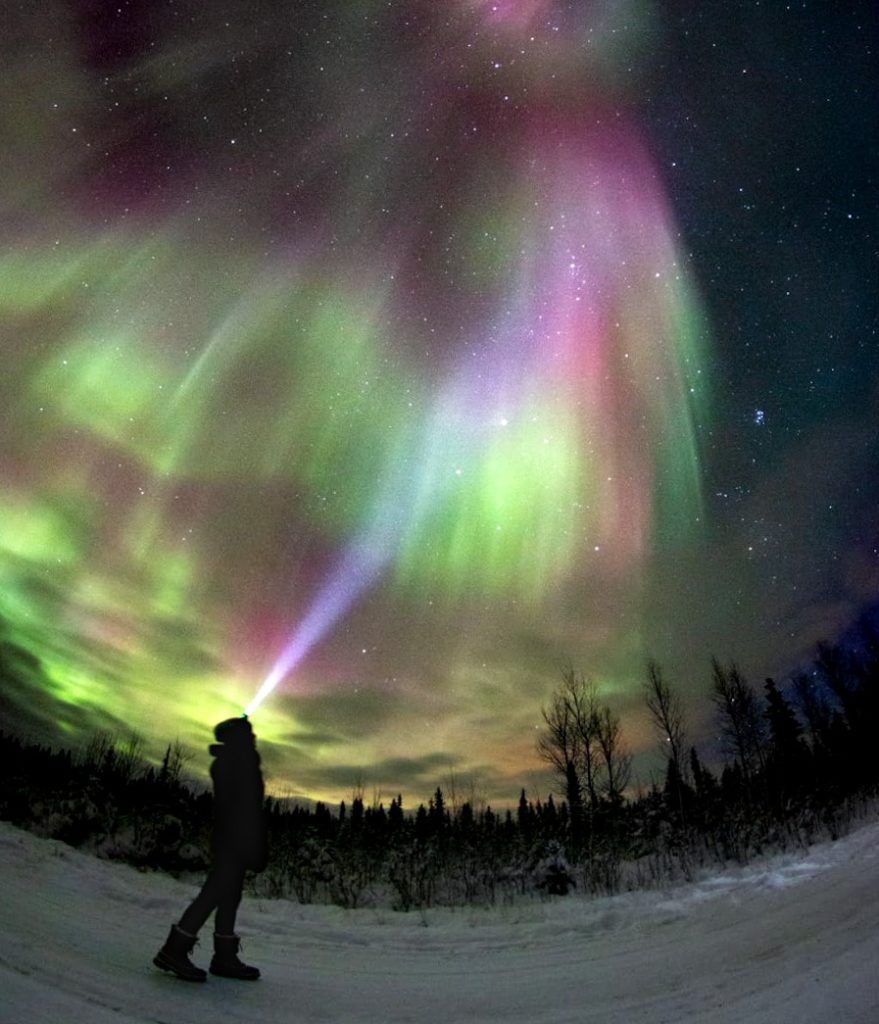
[763,677,810,804]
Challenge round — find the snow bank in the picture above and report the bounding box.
[1,818,878,1023]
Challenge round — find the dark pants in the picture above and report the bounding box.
[177,856,246,936]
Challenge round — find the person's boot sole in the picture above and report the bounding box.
[209,965,260,980]
[153,951,207,981]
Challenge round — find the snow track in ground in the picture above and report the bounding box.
[1,819,878,1023]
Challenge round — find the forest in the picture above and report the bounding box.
[2,614,878,911]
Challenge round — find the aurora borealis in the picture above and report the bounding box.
[1,1,876,804]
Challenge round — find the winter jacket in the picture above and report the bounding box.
[208,741,268,872]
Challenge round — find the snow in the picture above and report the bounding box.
[1,818,878,1023]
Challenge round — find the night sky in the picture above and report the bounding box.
[1,0,876,804]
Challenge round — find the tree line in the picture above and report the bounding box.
[536,623,879,882]
[1,616,878,908]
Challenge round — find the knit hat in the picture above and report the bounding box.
[214,716,253,743]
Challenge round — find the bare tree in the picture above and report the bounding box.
[159,739,192,786]
[537,670,584,824]
[711,658,766,789]
[594,704,632,805]
[644,659,689,783]
[538,667,632,828]
[82,730,144,784]
[791,672,832,752]
[563,669,603,811]
[814,641,857,727]
[83,730,115,776]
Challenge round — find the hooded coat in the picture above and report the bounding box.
[208,729,267,872]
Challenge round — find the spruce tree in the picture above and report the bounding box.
[764,677,810,804]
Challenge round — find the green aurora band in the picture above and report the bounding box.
[0,0,711,801]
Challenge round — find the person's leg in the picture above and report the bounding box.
[155,863,227,982]
[177,860,233,935]
[210,863,260,979]
[214,862,245,935]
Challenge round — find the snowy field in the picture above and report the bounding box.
[1,819,878,1023]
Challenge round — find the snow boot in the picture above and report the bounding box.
[210,933,261,980]
[153,924,207,981]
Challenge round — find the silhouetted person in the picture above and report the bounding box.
[154,716,267,981]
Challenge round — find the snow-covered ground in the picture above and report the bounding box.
[1,819,878,1023]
